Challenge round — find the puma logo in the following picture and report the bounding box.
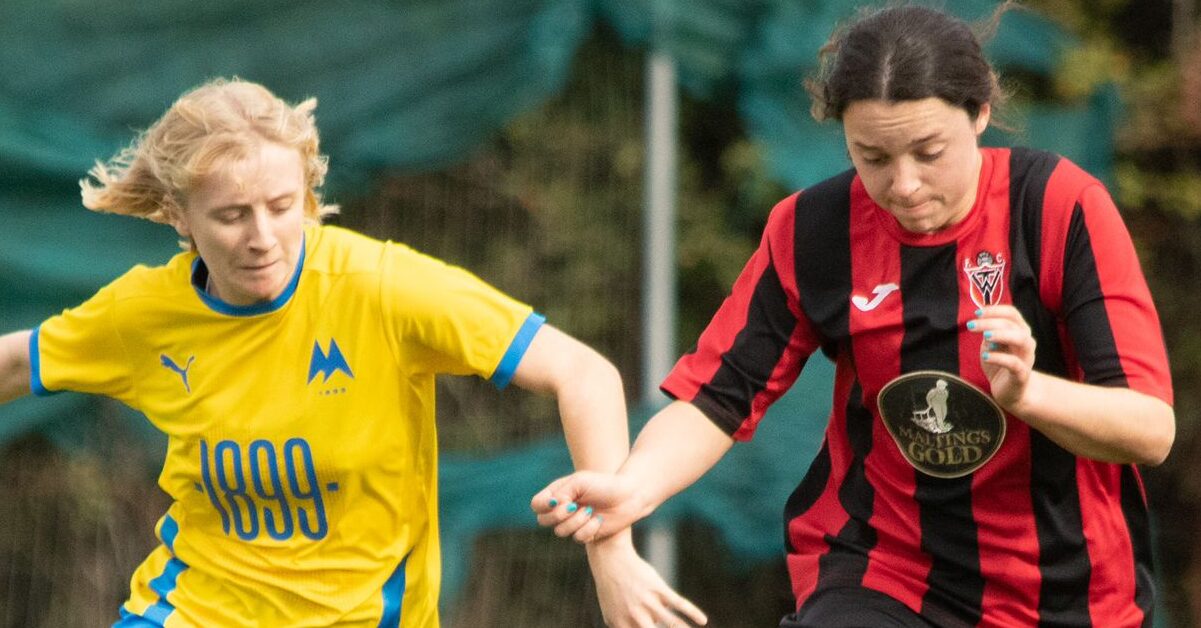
[160,354,195,394]
[851,283,899,312]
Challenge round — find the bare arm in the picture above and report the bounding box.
[970,305,1174,465]
[0,330,33,404]
[511,325,708,627]
[509,324,630,474]
[532,400,734,542]
[1004,372,1173,465]
[616,401,735,520]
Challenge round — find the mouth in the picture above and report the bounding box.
[241,260,278,272]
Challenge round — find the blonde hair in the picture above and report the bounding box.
[81,77,338,240]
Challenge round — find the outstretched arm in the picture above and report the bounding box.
[0,330,32,404]
[532,400,734,543]
[511,325,708,627]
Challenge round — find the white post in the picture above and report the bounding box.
[641,48,679,587]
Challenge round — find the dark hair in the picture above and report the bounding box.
[807,3,1014,122]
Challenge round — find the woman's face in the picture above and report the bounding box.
[843,97,990,234]
[172,141,306,306]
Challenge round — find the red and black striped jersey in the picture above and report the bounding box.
[661,147,1172,627]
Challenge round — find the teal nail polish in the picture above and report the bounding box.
[988,342,998,351]
[548,499,558,508]
[983,331,993,339]
[584,506,593,517]
[596,515,603,524]
[975,309,983,317]
[982,351,991,361]
[966,321,977,330]
[566,502,578,514]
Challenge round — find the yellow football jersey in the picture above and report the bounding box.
[32,224,542,627]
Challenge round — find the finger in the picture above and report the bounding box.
[980,348,1028,373]
[530,476,574,514]
[660,589,708,626]
[552,502,593,539]
[572,510,604,543]
[535,508,570,528]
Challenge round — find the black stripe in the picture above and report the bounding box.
[692,261,798,434]
[1008,148,1093,625]
[783,439,830,553]
[802,381,879,597]
[1007,147,1069,377]
[1061,204,1127,387]
[899,244,985,624]
[795,169,855,353]
[1120,466,1156,627]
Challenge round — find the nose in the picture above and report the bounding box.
[246,207,278,252]
[889,160,922,201]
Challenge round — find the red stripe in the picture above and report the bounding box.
[841,179,930,612]
[788,360,856,603]
[733,195,818,439]
[1076,184,1173,404]
[956,153,1042,622]
[660,193,814,435]
[1079,460,1145,626]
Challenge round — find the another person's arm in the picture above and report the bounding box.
[512,325,708,627]
[0,330,32,404]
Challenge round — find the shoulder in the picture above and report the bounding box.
[304,224,390,276]
[761,169,857,244]
[1002,147,1105,211]
[101,251,197,302]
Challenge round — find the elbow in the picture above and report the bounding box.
[1137,404,1175,467]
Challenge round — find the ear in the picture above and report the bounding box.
[974,102,992,136]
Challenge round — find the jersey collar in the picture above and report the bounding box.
[189,233,307,317]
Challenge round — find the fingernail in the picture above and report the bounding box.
[583,506,593,517]
[982,351,991,361]
[983,331,993,339]
[596,515,603,524]
[548,499,558,508]
[566,502,578,513]
[975,309,983,317]
[966,321,977,330]
[988,342,998,351]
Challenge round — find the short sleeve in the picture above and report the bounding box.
[1058,182,1173,405]
[660,193,821,440]
[378,242,539,386]
[35,282,136,402]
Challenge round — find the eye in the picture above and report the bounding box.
[916,150,944,163]
[216,209,243,224]
[269,196,298,214]
[861,154,888,166]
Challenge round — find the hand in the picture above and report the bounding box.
[967,305,1037,411]
[586,535,708,628]
[530,470,645,543]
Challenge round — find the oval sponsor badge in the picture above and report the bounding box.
[876,370,1006,478]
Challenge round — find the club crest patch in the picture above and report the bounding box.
[876,371,1006,478]
[963,251,1006,308]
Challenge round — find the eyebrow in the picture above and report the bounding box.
[208,191,298,213]
[852,133,942,151]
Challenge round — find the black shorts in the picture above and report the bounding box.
[780,587,941,628]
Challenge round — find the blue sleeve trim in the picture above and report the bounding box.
[491,312,546,390]
[29,325,53,397]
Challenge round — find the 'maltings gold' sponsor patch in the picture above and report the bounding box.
[876,371,1006,478]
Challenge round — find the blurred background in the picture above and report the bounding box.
[0,0,1199,626]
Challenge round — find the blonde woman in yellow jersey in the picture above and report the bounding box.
[0,78,707,628]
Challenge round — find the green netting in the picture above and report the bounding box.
[0,0,1118,608]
